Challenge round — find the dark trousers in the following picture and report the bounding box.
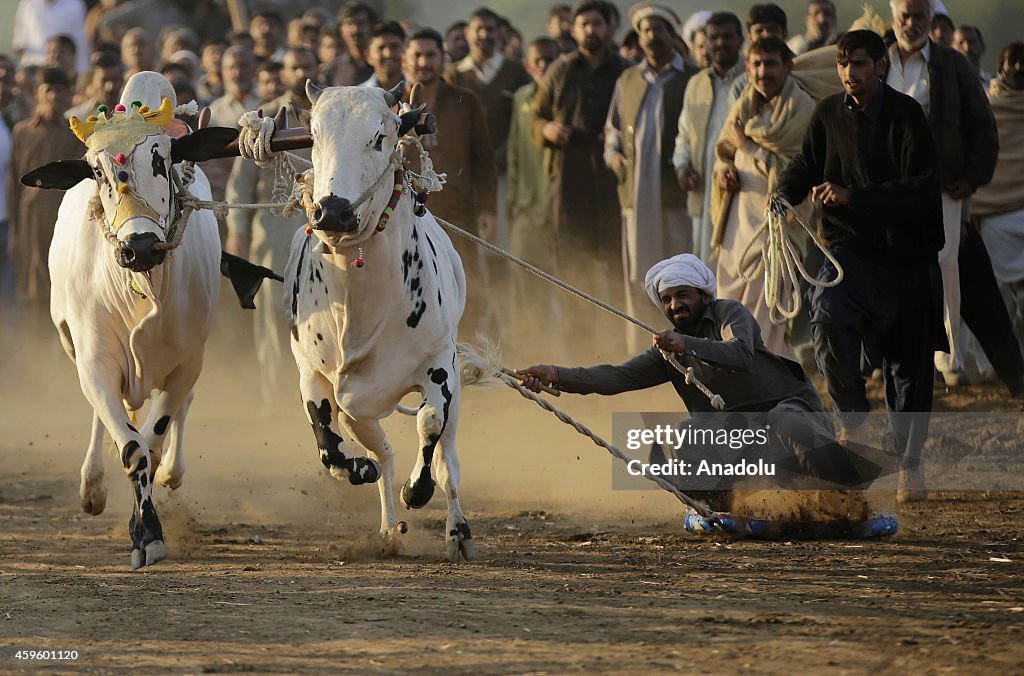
[959,221,1024,393]
[656,398,876,512]
[810,246,941,466]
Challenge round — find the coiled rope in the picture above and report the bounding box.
[739,193,844,324]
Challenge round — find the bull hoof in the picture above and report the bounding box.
[445,521,473,562]
[145,540,168,566]
[381,524,407,557]
[80,485,107,515]
[130,540,168,570]
[459,538,476,562]
[401,477,435,509]
[154,465,183,490]
[347,457,381,485]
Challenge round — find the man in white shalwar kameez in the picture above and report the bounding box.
[709,37,815,359]
[605,2,699,351]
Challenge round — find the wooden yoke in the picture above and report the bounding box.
[200,86,440,160]
[203,106,313,159]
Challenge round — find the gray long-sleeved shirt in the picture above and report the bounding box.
[555,299,822,412]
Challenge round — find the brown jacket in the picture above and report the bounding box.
[532,48,628,253]
[8,114,83,300]
[323,51,373,88]
[444,56,532,170]
[403,81,497,234]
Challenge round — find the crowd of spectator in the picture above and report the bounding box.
[2,0,1023,416]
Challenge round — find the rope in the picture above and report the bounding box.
[152,167,197,251]
[738,193,844,324]
[173,101,199,117]
[237,111,278,167]
[494,369,717,519]
[400,134,446,193]
[432,214,726,410]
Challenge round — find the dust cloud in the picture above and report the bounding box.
[0,260,686,560]
[0,252,883,557]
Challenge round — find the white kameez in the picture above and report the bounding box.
[715,109,795,359]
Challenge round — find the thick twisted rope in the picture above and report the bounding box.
[738,194,844,324]
[494,369,716,518]
[433,215,725,410]
[237,112,278,167]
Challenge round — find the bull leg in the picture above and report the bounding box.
[401,373,448,510]
[145,356,203,490]
[300,371,380,485]
[77,365,165,570]
[432,383,474,562]
[344,416,406,555]
[79,413,107,515]
[152,390,193,490]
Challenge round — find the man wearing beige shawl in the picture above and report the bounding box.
[972,42,1024,334]
[709,37,814,358]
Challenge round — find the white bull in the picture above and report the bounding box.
[284,82,475,561]
[22,73,237,569]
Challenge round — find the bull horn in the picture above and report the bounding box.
[273,105,288,131]
[305,80,324,106]
[383,80,405,108]
[197,106,211,129]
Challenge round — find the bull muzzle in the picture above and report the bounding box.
[117,232,166,272]
[311,194,358,233]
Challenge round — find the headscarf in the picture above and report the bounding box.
[644,254,717,308]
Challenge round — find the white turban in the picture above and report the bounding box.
[681,10,712,51]
[629,2,682,35]
[644,254,717,308]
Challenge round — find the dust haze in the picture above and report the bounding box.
[0,256,691,559]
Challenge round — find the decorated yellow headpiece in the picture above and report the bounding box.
[69,97,175,151]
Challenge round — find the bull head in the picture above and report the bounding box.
[22,98,237,273]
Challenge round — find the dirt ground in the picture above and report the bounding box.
[2,299,1023,674]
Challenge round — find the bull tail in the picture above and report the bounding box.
[457,339,502,387]
[393,339,501,417]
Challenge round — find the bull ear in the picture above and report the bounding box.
[295,105,312,132]
[305,79,323,106]
[21,159,93,190]
[170,127,239,163]
[398,104,426,137]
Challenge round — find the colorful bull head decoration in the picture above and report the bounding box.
[69,97,175,149]
[21,96,237,273]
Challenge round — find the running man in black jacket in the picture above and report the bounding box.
[775,30,945,503]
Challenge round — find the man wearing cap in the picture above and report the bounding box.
[516,253,859,510]
[605,2,699,352]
